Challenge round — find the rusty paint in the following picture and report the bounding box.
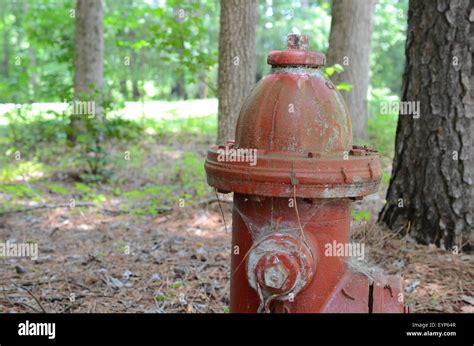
[205,34,406,313]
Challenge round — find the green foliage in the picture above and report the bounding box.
[0,184,35,198]
[151,115,216,139]
[368,112,397,158]
[371,0,408,94]
[368,90,399,158]
[0,0,407,103]
[0,159,50,183]
[47,184,69,195]
[147,0,218,82]
[3,106,68,149]
[116,149,208,216]
[0,0,75,103]
[323,63,344,77]
[172,151,207,198]
[155,294,172,302]
[382,171,391,185]
[257,0,332,78]
[169,282,184,289]
[352,210,372,222]
[322,64,353,91]
[0,183,43,213]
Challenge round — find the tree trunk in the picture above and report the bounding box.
[70,0,104,141]
[23,2,37,101]
[217,0,257,144]
[171,72,187,100]
[2,2,10,80]
[196,70,208,99]
[379,0,473,252]
[130,49,141,101]
[326,0,375,141]
[132,79,140,100]
[29,47,37,95]
[119,79,128,99]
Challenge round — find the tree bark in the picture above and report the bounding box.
[70,0,104,140]
[217,0,257,144]
[326,0,376,141]
[379,0,473,252]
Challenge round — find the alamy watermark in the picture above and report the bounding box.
[62,100,96,118]
[217,147,257,166]
[324,241,365,261]
[380,100,420,118]
[0,241,38,260]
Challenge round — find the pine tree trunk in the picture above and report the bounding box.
[326,0,376,141]
[217,0,257,144]
[70,0,104,141]
[379,0,473,252]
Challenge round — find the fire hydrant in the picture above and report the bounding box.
[205,34,406,313]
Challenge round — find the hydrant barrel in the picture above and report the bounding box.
[205,34,406,313]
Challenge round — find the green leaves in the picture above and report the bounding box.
[336,82,353,92]
[352,210,372,222]
[323,63,344,77]
[47,184,69,195]
[322,64,353,91]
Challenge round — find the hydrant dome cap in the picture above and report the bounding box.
[268,34,326,67]
[267,50,326,67]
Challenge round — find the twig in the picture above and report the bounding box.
[13,283,47,313]
[0,297,40,313]
[198,197,233,206]
[214,189,229,233]
[3,284,40,313]
[293,184,308,245]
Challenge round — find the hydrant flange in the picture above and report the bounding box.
[206,143,381,198]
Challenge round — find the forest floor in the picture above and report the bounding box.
[0,195,473,313]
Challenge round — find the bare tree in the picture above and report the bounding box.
[379,0,473,251]
[326,0,376,141]
[217,0,257,144]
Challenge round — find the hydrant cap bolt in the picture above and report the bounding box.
[255,251,301,294]
[246,233,315,299]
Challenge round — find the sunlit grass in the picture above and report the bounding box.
[0,161,50,183]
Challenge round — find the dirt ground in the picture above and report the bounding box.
[0,193,472,313]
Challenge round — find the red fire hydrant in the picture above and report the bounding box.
[205,34,406,313]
